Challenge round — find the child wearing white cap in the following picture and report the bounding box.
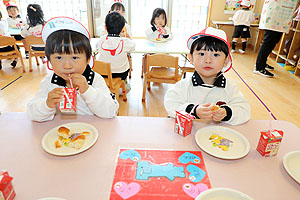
[231,0,255,54]
[164,27,250,125]
[27,17,119,122]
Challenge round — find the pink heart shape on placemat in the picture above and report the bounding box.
[182,183,208,198]
[114,181,140,199]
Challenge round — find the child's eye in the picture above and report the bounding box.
[199,52,205,56]
[55,56,62,60]
[213,53,220,57]
[72,56,79,60]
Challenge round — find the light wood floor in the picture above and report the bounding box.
[1,50,300,128]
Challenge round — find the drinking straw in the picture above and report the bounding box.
[68,74,73,88]
[269,111,272,133]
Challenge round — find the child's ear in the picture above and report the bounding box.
[224,56,230,66]
[188,53,194,65]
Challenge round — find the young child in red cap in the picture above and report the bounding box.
[27,17,119,122]
[164,27,250,125]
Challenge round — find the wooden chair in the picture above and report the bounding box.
[93,60,127,102]
[25,35,46,72]
[142,54,180,101]
[0,36,25,72]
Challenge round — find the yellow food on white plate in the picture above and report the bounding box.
[212,105,220,112]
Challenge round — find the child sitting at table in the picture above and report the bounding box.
[0,10,19,70]
[21,4,46,63]
[231,0,255,54]
[27,17,119,122]
[164,27,250,125]
[5,2,28,56]
[96,12,135,82]
[145,8,173,41]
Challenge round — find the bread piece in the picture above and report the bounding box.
[212,105,220,112]
[68,135,86,150]
[57,126,71,138]
[55,140,62,148]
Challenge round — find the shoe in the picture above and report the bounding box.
[231,49,236,53]
[41,56,47,64]
[253,69,274,77]
[11,60,17,69]
[239,49,245,54]
[265,64,274,71]
[25,51,29,59]
[119,84,131,96]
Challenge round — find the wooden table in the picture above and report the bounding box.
[211,20,262,52]
[1,113,299,200]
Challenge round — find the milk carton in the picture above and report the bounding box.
[59,88,77,113]
[256,129,284,157]
[0,171,15,200]
[174,111,194,137]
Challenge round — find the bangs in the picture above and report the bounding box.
[191,36,229,57]
[45,30,91,60]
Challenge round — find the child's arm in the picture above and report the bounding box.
[27,76,60,122]
[221,81,251,125]
[145,27,159,40]
[79,73,119,118]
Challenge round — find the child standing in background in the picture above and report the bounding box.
[21,4,46,62]
[164,27,250,125]
[96,12,135,82]
[27,17,119,122]
[0,10,19,70]
[231,0,255,54]
[145,8,173,41]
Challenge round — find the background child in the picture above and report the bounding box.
[96,12,135,82]
[21,4,46,62]
[231,0,255,54]
[145,8,173,41]
[164,27,250,125]
[110,2,132,38]
[27,17,119,122]
[0,10,19,69]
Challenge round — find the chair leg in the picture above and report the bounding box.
[29,55,33,72]
[141,54,147,78]
[127,54,132,79]
[147,82,150,90]
[142,77,147,102]
[18,54,25,73]
[121,81,127,102]
[114,88,120,102]
[35,56,39,66]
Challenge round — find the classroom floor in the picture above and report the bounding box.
[1,49,300,128]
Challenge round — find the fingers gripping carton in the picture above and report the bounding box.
[256,130,284,157]
[0,171,15,200]
[174,111,194,137]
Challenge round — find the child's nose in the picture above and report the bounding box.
[63,61,72,69]
[205,56,212,63]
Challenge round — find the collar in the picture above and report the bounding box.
[51,65,95,87]
[192,71,226,88]
[107,34,120,37]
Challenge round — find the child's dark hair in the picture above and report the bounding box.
[190,36,229,57]
[45,30,92,61]
[105,12,125,35]
[111,2,125,12]
[150,8,167,26]
[26,4,46,28]
[0,11,2,20]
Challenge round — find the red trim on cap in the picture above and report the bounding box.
[42,16,91,39]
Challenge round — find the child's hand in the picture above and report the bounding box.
[70,74,89,94]
[212,108,226,122]
[195,103,213,119]
[46,88,64,108]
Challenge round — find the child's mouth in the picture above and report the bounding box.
[204,67,213,70]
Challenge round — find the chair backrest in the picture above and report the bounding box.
[0,36,16,47]
[93,60,113,89]
[25,35,45,46]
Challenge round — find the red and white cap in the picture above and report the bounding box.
[6,2,18,8]
[187,27,232,73]
[42,17,94,67]
[240,0,251,8]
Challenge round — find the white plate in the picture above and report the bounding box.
[42,122,98,156]
[195,187,254,200]
[149,38,168,43]
[283,151,300,184]
[195,126,250,160]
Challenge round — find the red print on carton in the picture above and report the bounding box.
[174,111,194,137]
[59,88,77,113]
[0,171,16,200]
[256,129,284,157]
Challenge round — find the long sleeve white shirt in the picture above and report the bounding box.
[0,19,9,36]
[6,16,25,27]
[96,36,135,73]
[232,9,255,26]
[27,67,119,122]
[21,24,44,47]
[164,72,250,125]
